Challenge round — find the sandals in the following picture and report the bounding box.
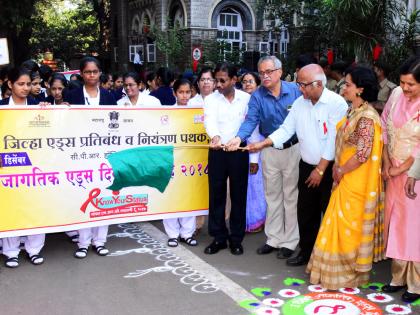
[5,254,44,267]
[69,235,79,243]
[93,246,109,256]
[74,247,88,259]
[180,236,198,246]
[167,238,179,247]
[5,257,19,268]
[29,254,44,265]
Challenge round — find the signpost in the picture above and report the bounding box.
[192,47,202,72]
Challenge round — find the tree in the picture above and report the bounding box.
[29,0,99,67]
[0,0,41,65]
[202,37,245,68]
[256,0,315,71]
[150,20,186,68]
[88,0,112,54]
[258,0,419,69]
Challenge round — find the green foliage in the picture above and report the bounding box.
[86,0,112,53]
[382,9,420,82]
[0,0,40,64]
[0,0,38,33]
[29,0,100,64]
[149,20,186,68]
[202,37,245,68]
[258,0,419,73]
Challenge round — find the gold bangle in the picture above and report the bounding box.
[315,167,324,176]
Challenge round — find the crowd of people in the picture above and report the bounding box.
[0,53,419,303]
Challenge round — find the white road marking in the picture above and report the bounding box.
[139,222,257,303]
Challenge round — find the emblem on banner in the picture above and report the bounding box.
[108,111,120,129]
[193,114,204,124]
[28,114,50,128]
[160,115,169,125]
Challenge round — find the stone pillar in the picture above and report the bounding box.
[117,0,129,72]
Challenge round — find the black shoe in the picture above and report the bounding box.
[277,247,294,259]
[204,241,227,255]
[286,254,309,266]
[257,244,275,255]
[402,291,420,303]
[230,244,244,255]
[382,284,406,293]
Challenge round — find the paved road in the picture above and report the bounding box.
[1,222,419,315]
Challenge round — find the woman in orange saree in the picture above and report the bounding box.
[306,66,385,290]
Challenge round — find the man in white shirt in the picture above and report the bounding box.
[204,63,250,255]
[133,50,143,73]
[246,64,348,266]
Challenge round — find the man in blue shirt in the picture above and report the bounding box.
[226,56,301,259]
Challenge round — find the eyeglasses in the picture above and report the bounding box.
[200,78,215,83]
[258,68,280,77]
[215,78,229,84]
[242,79,255,85]
[123,83,138,88]
[83,70,100,75]
[296,81,318,88]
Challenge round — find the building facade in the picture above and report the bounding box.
[110,0,289,73]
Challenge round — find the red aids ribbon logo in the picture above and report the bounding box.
[314,304,346,314]
[80,188,101,213]
[323,122,328,134]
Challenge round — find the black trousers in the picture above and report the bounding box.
[208,148,249,245]
[297,160,333,259]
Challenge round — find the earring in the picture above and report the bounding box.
[356,92,362,97]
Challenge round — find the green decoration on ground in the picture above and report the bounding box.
[251,287,272,297]
[107,146,174,193]
[361,282,384,291]
[282,295,313,315]
[238,299,261,309]
[283,277,306,286]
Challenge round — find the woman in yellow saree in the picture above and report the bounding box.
[306,66,385,290]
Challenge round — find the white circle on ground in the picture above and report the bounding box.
[307,285,328,292]
[385,304,412,314]
[262,298,284,307]
[338,287,360,294]
[278,289,300,298]
[304,299,361,315]
[366,292,393,303]
[255,306,280,315]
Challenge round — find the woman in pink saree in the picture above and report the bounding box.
[381,56,420,303]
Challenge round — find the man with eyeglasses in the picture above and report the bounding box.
[203,63,250,255]
[225,55,302,261]
[243,64,348,266]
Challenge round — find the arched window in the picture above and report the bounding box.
[169,1,185,28]
[131,14,141,35]
[217,8,243,52]
[143,14,151,34]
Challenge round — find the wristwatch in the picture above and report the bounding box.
[315,167,324,176]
